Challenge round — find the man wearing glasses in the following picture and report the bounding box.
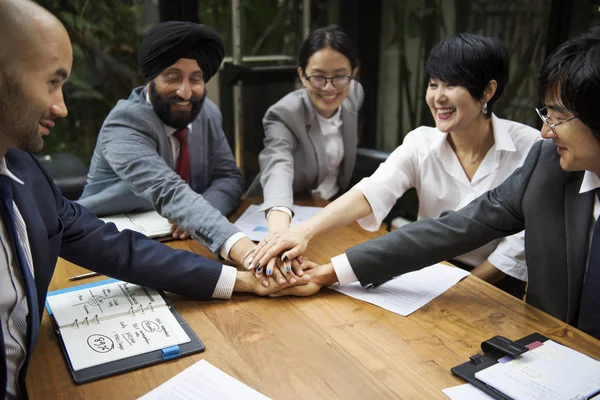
[275,27,600,340]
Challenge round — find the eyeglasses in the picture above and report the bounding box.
[535,106,578,134]
[303,75,354,89]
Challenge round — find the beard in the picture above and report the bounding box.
[148,81,206,129]
[0,71,44,153]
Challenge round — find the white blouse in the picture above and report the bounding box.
[352,115,541,281]
[313,105,344,200]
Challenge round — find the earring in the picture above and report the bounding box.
[482,102,488,114]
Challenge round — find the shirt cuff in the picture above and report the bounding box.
[211,265,237,299]
[219,232,247,260]
[331,253,359,285]
[266,206,293,220]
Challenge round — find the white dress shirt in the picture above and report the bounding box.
[0,159,36,399]
[332,115,541,284]
[146,93,239,296]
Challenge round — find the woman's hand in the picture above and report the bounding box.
[247,254,306,287]
[248,228,311,272]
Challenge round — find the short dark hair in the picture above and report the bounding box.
[298,25,359,74]
[537,27,600,141]
[425,33,510,118]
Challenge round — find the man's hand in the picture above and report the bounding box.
[269,262,338,297]
[169,222,190,240]
[233,270,311,296]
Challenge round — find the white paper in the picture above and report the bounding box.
[234,204,323,241]
[47,281,166,327]
[331,264,470,316]
[101,210,171,238]
[475,340,600,400]
[138,360,271,400]
[61,307,190,371]
[443,384,495,400]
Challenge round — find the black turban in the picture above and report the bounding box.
[139,21,225,83]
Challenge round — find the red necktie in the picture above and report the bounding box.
[174,128,190,182]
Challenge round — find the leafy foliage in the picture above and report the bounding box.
[36,0,144,162]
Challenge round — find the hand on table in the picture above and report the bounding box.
[245,253,307,288]
[169,222,190,240]
[234,269,311,296]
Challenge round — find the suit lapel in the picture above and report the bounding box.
[564,176,594,322]
[9,170,49,353]
[338,105,357,190]
[302,91,328,186]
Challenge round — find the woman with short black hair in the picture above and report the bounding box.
[251,33,540,297]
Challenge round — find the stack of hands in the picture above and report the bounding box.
[236,227,337,297]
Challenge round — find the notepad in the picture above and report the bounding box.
[475,340,600,400]
[46,279,192,372]
[100,210,172,238]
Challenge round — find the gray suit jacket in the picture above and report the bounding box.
[251,81,364,211]
[346,140,594,326]
[78,87,244,253]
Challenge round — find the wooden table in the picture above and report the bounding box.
[27,200,600,399]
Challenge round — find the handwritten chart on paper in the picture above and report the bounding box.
[47,281,190,371]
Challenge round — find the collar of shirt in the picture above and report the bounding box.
[145,90,192,137]
[315,104,343,135]
[0,158,25,185]
[433,114,516,158]
[579,170,600,194]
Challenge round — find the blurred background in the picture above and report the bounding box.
[35,0,600,194]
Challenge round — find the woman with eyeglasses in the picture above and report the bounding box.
[250,33,542,297]
[252,25,363,237]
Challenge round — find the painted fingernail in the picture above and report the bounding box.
[255,263,261,270]
[266,269,272,275]
[285,266,291,272]
[282,255,288,262]
[256,267,262,273]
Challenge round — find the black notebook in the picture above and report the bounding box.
[45,278,204,384]
[451,333,600,400]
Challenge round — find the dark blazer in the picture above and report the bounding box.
[346,140,595,326]
[1,149,223,399]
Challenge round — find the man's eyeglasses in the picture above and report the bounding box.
[535,106,578,134]
[303,75,354,90]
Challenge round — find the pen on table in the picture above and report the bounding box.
[68,272,101,281]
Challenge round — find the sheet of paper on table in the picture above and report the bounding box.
[442,383,495,400]
[138,360,271,400]
[234,204,323,241]
[332,264,470,316]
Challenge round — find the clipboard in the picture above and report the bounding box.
[45,279,205,384]
[450,333,549,399]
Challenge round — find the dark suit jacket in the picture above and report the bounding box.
[1,149,223,399]
[346,140,594,326]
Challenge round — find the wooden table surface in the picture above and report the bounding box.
[27,199,600,399]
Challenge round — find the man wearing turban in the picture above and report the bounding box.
[78,22,270,285]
